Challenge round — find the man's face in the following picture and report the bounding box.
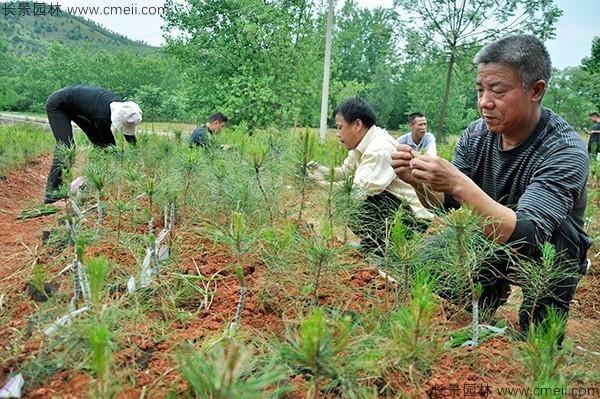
[410,117,427,141]
[212,121,226,133]
[335,113,364,150]
[476,63,540,137]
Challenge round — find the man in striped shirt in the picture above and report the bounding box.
[391,34,592,342]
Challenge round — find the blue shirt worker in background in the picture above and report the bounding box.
[391,34,592,343]
[188,112,228,148]
[44,85,142,204]
[396,112,437,156]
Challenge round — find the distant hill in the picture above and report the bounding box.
[1,1,160,56]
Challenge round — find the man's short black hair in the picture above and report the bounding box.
[408,112,425,124]
[332,97,377,128]
[208,112,228,123]
[589,112,599,118]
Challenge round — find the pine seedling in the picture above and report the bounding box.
[280,308,353,399]
[83,163,109,227]
[55,141,78,172]
[383,207,421,293]
[85,256,108,315]
[328,168,356,244]
[158,139,173,181]
[511,242,579,332]
[214,212,253,263]
[518,308,570,394]
[112,201,128,245]
[115,129,127,172]
[87,323,112,399]
[29,263,50,302]
[388,272,441,386]
[177,146,202,202]
[139,174,158,219]
[229,266,247,334]
[419,207,513,346]
[251,145,275,225]
[30,263,47,294]
[305,224,336,305]
[177,339,290,399]
[325,165,336,237]
[290,129,317,223]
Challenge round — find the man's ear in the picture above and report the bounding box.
[531,80,547,102]
[354,118,363,130]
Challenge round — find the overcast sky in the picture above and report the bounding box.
[51,0,598,70]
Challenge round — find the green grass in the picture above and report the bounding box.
[0,123,54,176]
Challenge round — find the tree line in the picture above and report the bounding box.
[1,0,598,139]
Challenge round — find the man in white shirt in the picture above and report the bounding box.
[396,112,437,156]
[310,97,432,255]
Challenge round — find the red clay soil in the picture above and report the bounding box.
[0,155,59,288]
[0,156,599,399]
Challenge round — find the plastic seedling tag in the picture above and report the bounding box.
[0,373,24,398]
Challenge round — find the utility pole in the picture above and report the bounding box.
[319,0,334,143]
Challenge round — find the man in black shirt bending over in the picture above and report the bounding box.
[44,85,142,204]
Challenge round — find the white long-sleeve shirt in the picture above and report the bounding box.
[315,126,433,220]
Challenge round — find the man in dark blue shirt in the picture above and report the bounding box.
[188,112,228,148]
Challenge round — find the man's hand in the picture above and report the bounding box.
[391,144,419,185]
[409,153,470,195]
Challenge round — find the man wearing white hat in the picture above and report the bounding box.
[44,85,142,204]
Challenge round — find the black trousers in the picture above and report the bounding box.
[420,231,580,344]
[45,91,77,203]
[477,258,579,342]
[44,92,113,203]
[588,134,599,155]
[349,190,427,254]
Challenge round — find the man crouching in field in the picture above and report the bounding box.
[309,96,432,256]
[391,34,592,343]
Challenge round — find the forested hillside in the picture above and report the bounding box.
[0,1,158,56]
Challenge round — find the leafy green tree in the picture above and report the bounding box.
[163,0,322,126]
[581,36,600,110]
[134,84,163,129]
[330,1,400,126]
[544,67,597,129]
[582,36,600,75]
[44,43,88,89]
[402,57,477,136]
[0,37,19,110]
[393,0,562,142]
[11,54,50,111]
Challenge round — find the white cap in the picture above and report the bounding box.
[110,101,142,136]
